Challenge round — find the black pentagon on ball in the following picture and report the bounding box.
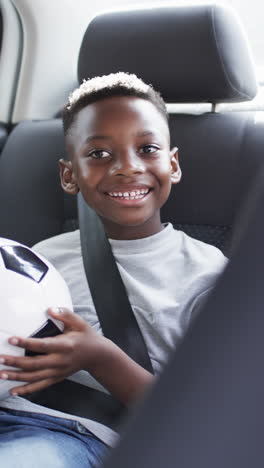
[26,319,63,356]
[0,245,48,283]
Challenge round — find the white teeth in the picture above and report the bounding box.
[108,188,150,199]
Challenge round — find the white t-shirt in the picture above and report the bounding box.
[0,223,227,446]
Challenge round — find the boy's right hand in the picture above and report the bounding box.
[0,307,106,396]
[0,307,154,405]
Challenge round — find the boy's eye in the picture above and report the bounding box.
[88,149,111,159]
[139,145,159,154]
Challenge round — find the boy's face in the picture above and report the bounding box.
[60,96,181,240]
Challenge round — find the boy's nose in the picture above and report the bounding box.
[110,151,145,176]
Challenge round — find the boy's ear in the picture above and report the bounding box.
[170,147,182,184]
[59,159,79,195]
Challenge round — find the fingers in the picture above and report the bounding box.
[0,352,63,371]
[0,308,95,397]
[0,367,63,384]
[5,307,89,355]
[3,308,91,358]
[48,307,87,332]
[9,377,63,397]
[7,336,63,355]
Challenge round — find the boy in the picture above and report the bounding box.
[0,73,227,467]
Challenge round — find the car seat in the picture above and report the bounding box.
[0,3,263,255]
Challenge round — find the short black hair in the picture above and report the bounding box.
[62,72,168,136]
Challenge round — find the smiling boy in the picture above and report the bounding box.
[0,73,227,467]
[60,74,180,240]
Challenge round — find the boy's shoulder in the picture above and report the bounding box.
[176,229,228,271]
[33,230,81,259]
[180,229,226,255]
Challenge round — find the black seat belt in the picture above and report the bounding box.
[77,193,153,374]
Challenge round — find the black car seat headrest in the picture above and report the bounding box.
[78,3,257,104]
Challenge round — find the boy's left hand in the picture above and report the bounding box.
[0,307,104,397]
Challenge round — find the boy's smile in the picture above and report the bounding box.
[61,96,181,240]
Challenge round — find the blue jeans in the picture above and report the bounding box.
[0,408,109,468]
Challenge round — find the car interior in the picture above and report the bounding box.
[0,3,263,256]
[0,1,264,464]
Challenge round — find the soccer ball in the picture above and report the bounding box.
[0,237,73,399]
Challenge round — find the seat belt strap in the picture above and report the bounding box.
[77,193,153,374]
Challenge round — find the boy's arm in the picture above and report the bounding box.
[0,308,154,406]
[87,335,154,405]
